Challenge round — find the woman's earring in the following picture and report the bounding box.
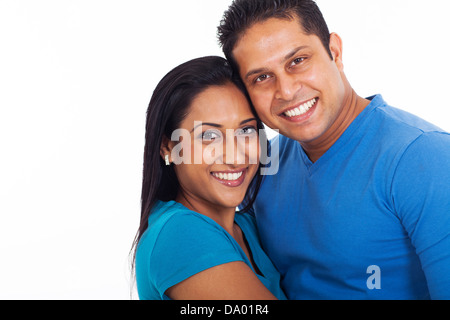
[165,154,170,166]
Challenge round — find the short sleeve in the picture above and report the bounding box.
[391,131,450,299]
[149,212,245,298]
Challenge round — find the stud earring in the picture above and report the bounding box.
[165,154,170,166]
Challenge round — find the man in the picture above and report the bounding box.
[218,0,450,299]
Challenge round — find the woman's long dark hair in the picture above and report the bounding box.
[130,56,267,280]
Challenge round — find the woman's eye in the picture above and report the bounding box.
[237,126,257,136]
[202,130,221,141]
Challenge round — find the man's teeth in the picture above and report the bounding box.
[284,98,316,117]
[212,172,243,181]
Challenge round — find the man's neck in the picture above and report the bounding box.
[301,91,370,163]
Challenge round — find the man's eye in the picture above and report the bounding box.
[291,57,306,66]
[255,74,270,83]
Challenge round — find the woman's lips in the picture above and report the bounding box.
[210,168,247,187]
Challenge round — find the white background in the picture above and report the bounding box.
[0,0,449,299]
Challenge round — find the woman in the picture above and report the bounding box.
[132,56,286,300]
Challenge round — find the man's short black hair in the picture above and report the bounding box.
[217,0,333,71]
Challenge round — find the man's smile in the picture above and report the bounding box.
[281,97,318,117]
[278,97,319,123]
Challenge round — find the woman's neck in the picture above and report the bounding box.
[175,192,237,236]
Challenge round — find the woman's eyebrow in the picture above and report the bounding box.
[191,122,222,132]
[190,118,257,132]
[240,118,257,125]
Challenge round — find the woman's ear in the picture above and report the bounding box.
[160,135,172,165]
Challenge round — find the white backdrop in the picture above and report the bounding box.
[0,0,449,299]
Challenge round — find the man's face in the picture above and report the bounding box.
[232,17,349,144]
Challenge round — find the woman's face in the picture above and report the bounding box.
[167,82,260,211]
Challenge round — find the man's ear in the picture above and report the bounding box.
[329,32,344,71]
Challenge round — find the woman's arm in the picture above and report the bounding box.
[166,261,277,300]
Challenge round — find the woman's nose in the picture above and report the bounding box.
[223,130,258,165]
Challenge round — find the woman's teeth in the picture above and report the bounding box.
[212,172,243,181]
[284,98,317,117]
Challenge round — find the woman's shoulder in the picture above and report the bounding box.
[136,201,246,299]
[153,201,228,233]
[139,201,235,252]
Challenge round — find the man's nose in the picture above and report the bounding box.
[274,73,300,102]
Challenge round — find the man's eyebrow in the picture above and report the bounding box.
[245,68,270,81]
[190,118,257,132]
[244,45,309,80]
[284,45,309,61]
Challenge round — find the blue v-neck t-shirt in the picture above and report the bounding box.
[252,95,450,299]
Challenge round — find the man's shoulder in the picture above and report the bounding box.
[357,95,448,156]
[370,95,446,135]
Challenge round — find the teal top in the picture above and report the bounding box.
[136,200,287,300]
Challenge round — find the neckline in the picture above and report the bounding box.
[298,94,383,173]
[234,218,265,278]
[165,200,265,278]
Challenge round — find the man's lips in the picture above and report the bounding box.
[279,97,318,118]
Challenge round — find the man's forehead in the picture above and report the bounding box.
[232,18,314,74]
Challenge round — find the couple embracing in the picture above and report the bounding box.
[132,0,450,300]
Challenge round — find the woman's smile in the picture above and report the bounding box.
[210,168,248,187]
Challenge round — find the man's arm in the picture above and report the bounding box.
[391,131,450,299]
